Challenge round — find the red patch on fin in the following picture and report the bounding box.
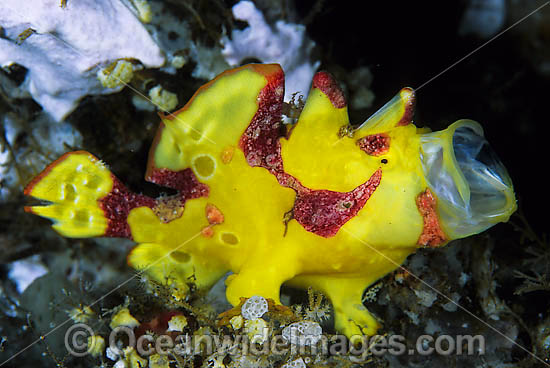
[99,176,156,238]
[357,133,390,156]
[312,71,346,109]
[396,87,415,127]
[239,68,286,171]
[416,188,447,247]
[101,168,209,238]
[146,167,209,197]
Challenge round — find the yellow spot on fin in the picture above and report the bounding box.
[24,151,113,237]
[146,64,282,175]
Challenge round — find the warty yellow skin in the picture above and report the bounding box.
[24,64,516,338]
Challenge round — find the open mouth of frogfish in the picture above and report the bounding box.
[419,120,516,239]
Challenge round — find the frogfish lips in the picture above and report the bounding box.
[419,119,516,239]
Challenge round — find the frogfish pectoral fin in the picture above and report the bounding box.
[24,150,157,239]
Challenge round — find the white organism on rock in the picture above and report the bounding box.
[0,0,165,121]
[241,295,268,320]
[221,0,320,102]
[8,255,48,293]
[281,321,323,346]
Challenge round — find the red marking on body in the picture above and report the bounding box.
[357,133,390,156]
[99,176,156,238]
[146,167,209,197]
[312,71,347,109]
[238,66,381,237]
[396,87,415,127]
[205,203,224,224]
[149,64,285,174]
[101,168,209,238]
[239,68,286,171]
[291,169,382,237]
[416,188,447,247]
[201,226,214,238]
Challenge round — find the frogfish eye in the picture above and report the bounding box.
[419,120,516,239]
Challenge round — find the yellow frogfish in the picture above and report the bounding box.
[24,64,516,337]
